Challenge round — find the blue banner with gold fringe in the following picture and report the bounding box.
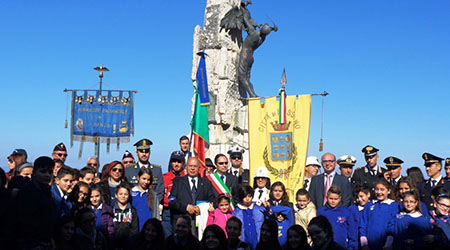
[71,90,134,144]
[196,51,210,105]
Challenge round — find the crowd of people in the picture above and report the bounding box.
[1,138,450,250]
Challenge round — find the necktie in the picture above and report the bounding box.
[304,179,309,189]
[258,189,263,199]
[431,180,437,188]
[323,174,332,205]
[191,178,197,200]
[220,175,225,182]
[234,170,238,177]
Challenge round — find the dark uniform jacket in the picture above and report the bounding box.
[125,162,165,203]
[351,164,387,198]
[228,167,250,185]
[418,177,450,211]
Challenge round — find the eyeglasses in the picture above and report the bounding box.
[88,163,98,167]
[138,149,150,153]
[437,202,450,210]
[322,160,335,164]
[57,153,68,157]
[123,161,134,165]
[231,156,242,160]
[217,162,228,165]
[111,168,123,173]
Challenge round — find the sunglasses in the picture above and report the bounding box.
[231,156,242,160]
[123,161,134,165]
[365,155,376,160]
[57,153,68,157]
[138,149,150,153]
[111,168,123,173]
[217,162,228,165]
[88,163,98,167]
[171,159,182,163]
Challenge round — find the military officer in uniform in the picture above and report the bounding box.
[337,155,357,181]
[351,145,387,198]
[445,158,450,180]
[383,156,404,189]
[227,146,249,185]
[125,138,165,203]
[418,153,450,211]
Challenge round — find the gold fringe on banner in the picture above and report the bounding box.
[117,138,120,151]
[78,141,84,160]
[106,138,110,154]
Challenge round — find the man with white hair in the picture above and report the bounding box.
[303,156,321,191]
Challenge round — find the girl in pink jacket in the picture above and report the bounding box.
[207,194,232,235]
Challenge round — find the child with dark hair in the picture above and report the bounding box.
[53,216,77,250]
[232,185,266,250]
[131,168,160,230]
[255,219,282,250]
[166,215,201,250]
[425,191,450,248]
[308,216,346,250]
[73,207,108,250]
[201,224,228,250]
[395,176,428,215]
[294,188,316,244]
[113,182,139,248]
[359,179,399,250]
[226,216,250,250]
[89,183,115,241]
[69,181,91,217]
[207,193,232,234]
[285,225,311,250]
[388,189,430,249]
[79,166,96,185]
[135,218,166,250]
[52,165,74,218]
[266,181,293,209]
[317,185,357,250]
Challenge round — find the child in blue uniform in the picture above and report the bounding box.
[232,185,266,250]
[425,191,450,248]
[317,185,357,250]
[360,179,399,250]
[131,168,159,230]
[395,177,428,215]
[388,190,430,249]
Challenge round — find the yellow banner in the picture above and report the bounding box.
[248,94,311,202]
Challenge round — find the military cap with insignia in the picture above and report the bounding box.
[227,146,245,157]
[422,152,444,166]
[383,156,403,169]
[445,158,450,167]
[122,150,134,160]
[337,155,357,167]
[361,145,379,156]
[170,150,185,162]
[53,142,67,152]
[134,139,152,150]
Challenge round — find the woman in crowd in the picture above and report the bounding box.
[98,161,128,205]
[14,162,33,179]
[406,167,425,188]
[135,218,166,250]
[131,168,160,230]
[226,216,250,250]
[200,224,227,250]
[252,166,270,205]
[255,219,282,250]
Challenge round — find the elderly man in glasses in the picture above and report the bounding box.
[125,138,165,203]
[351,145,387,199]
[52,142,68,163]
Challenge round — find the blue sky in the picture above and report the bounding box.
[1,0,449,176]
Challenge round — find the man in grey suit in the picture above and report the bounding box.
[309,153,352,208]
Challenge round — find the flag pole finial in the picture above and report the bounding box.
[280,68,287,90]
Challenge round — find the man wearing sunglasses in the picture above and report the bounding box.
[52,142,68,163]
[227,146,249,185]
[125,138,165,203]
[351,145,387,198]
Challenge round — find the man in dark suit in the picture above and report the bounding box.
[213,153,239,199]
[418,153,450,211]
[351,145,387,199]
[169,157,215,236]
[309,153,352,208]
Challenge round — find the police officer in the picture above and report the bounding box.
[337,155,357,181]
[383,156,404,189]
[227,146,249,185]
[125,138,165,203]
[418,153,450,211]
[351,145,387,198]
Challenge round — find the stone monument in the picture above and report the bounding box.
[191,0,276,169]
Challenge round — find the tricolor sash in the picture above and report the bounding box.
[207,173,235,212]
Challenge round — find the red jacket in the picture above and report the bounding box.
[163,170,185,207]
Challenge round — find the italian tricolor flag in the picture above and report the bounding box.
[279,88,286,124]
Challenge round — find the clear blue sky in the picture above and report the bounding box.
[1,1,449,176]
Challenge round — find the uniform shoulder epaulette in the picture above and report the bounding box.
[150,163,161,168]
[126,163,138,168]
